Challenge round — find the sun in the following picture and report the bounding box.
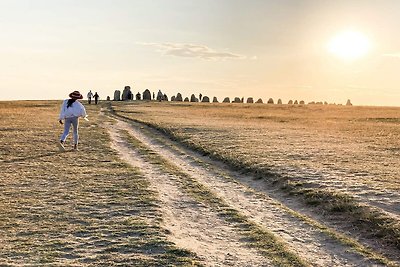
[328,30,371,60]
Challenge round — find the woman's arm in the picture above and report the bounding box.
[58,100,66,120]
[79,102,87,118]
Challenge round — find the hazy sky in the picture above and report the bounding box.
[1,0,400,105]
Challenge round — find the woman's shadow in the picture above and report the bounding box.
[1,151,70,163]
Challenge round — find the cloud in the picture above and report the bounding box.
[136,74,252,88]
[138,42,246,60]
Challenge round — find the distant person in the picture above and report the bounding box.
[87,90,93,104]
[199,93,202,101]
[58,91,87,151]
[152,92,155,100]
[94,92,100,104]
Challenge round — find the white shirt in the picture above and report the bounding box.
[59,99,87,120]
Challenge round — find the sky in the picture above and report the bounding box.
[1,0,400,106]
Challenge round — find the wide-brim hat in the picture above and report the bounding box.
[69,91,83,99]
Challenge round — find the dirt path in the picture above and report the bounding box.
[108,123,271,267]
[106,117,390,267]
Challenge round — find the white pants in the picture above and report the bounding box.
[60,117,79,144]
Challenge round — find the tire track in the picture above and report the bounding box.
[107,122,272,267]
[108,118,393,267]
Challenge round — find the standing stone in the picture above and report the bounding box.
[247,97,254,103]
[143,89,151,100]
[136,92,141,100]
[114,90,121,101]
[267,98,274,104]
[106,96,110,101]
[233,97,241,103]
[163,94,168,101]
[190,94,197,102]
[184,97,189,102]
[288,100,293,105]
[346,99,352,106]
[157,90,164,101]
[212,97,219,103]
[122,86,132,101]
[294,100,298,105]
[176,93,183,101]
[223,97,230,103]
[277,99,282,105]
[171,96,176,101]
[299,100,305,105]
[201,96,210,102]
[256,98,263,103]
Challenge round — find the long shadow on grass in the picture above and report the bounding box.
[1,151,66,163]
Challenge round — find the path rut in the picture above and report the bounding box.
[106,116,390,267]
[108,122,271,267]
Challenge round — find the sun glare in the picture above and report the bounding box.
[328,31,371,60]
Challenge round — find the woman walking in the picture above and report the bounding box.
[58,91,87,151]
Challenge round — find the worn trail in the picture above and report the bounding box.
[107,115,391,267]
[108,123,271,267]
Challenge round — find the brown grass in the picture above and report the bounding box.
[112,101,400,190]
[121,129,309,267]
[110,101,400,256]
[0,101,201,266]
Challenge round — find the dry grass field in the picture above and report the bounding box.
[0,101,199,266]
[1,100,400,266]
[112,101,400,262]
[113,102,400,192]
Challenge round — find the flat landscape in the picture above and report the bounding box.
[1,100,400,266]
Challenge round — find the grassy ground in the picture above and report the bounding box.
[0,101,200,266]
[116,115,395,266]
[2,100,399,265]
[121,129,308,267]
[112,101,400,191]
[111,101,400,255]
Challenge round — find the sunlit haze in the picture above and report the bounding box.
[1,0,400,106]
[328,31,371,60]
